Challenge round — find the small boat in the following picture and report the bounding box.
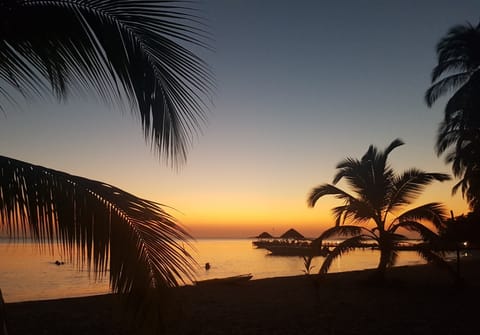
[194,273,253,286]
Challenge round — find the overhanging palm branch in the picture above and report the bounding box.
[0,0,214,166]
[0,155,195,297]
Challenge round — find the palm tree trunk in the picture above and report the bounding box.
[374,231,390,283]
[375,247,390,282]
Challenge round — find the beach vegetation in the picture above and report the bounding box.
[440,211,480,248]
[0,0,213,332]
[307,139,456,282]
[425,21,480,213]
[302,254,315,274]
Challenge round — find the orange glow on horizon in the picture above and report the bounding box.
[172,182,470,239]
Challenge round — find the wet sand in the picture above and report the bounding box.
[4,258,480,335]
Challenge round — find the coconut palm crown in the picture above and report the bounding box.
[307,139,453,280]
[425,21,480,212]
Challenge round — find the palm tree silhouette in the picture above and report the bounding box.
[308,139,455,282]
[425,21,480,212]
[0,0,213,331]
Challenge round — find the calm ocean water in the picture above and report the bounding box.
[0,238,463,303]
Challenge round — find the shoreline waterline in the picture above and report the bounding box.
[5,258,480,335]
[0,238,474,303]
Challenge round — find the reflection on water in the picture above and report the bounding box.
[188,238,432,283]
[0,241,110,303]
[0,238,466,303]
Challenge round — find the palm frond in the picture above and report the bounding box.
[436,111,470,156]
[425,72,471,107]
[387,169,450,211]
[333,157,362,184]
[426,21,480,106]
[383,138,404,157]
[395,203,447,231]
[317,225,372,240]
[0,155,196,291]
[319,235,373,275]
[431,59,473,83]
[331,202,375,226]
[391,220,439,242]
[307,183,356,208]
[442,72,480,123]
[435,22,480,71]
[0,0,214,166]
[337,139,402,213]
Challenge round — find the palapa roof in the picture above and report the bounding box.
[280,228,305,240]
[256,231,274,239]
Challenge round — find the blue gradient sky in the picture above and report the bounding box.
[1,1,478,237]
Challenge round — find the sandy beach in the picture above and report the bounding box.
[4,258,480,335]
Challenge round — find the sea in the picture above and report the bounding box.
[0,237,468,303]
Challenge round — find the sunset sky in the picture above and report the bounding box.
[0,1,478,238]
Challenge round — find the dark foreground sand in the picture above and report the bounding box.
[4,258,480,335]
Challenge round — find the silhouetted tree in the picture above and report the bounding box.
[308,139,455,282]
[439,211,480,248]
[0,1,213,333]
[425,21,480,213]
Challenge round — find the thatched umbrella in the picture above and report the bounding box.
[280,228,305,240]
[256,232,274,239]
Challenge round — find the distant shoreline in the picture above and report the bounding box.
[5,258,480,335]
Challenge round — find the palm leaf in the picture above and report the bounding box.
[395,203,447,231]
[331,202,375,226]
[431,59,472,83]
[391,220,439,242]
[442,72,480,124]
[383,138,405,157]
[333,157,362,185]
[425,72,471,107]
[317,225,371,240]
[307,183,356,207]
[435,22,480,72]
[387,169,450,211]
[318,235,373,275]
[0,0,214,166]
[0,154,195,292]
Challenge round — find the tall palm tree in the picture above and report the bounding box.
[0,0,213,332]
[307,139,454,282]
[425,21,480,212]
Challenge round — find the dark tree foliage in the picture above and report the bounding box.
[0,1,213,333]
[426,21,480,213]
[308,139,455,282]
